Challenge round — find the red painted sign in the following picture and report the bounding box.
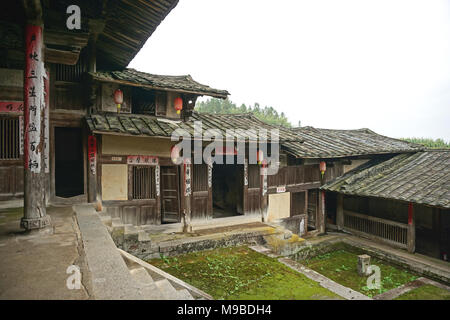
[127,155,158,165]
[88,135,97,175]
[0,101,24,112]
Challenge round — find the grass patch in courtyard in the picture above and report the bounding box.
[148,246,341,300]
[0,207,23,224]
[302,242,418,297]
[394,284,450,300]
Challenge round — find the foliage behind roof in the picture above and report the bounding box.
[321,150,450,209]
[292,126,423,158]
[89,69,230,98]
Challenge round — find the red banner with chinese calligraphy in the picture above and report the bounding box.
[88,135,97,175]
[0,101,24,112]
[24,25,44,173]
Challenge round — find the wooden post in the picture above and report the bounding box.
[43,69,50,205]
[87,135,97,203]
[261,162,268,221]
[20,22,51,231]
[316,190,326,234]
[407,202,415,253]
[183,159,192,232]
[336,193,344,230]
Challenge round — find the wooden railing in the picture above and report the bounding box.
[343,210,408,249]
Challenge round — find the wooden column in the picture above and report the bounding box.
[20,22,51,230]
[243,158,248,214]
[182,159,192,232]
[407,202,415,253]
[87,135,97,203]
[336,193,344,230]
[43,69,50,205]
[316,190,326,234]
[261,163,268,221]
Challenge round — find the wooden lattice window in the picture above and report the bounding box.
[131,166,156,200]
[193,164,208,192]
[0,117,20,160]
[248,164,261,189]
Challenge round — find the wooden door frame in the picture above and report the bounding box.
[160,164,182,223]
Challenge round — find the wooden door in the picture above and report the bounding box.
[160,166,180,223]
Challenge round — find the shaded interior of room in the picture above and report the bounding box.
[55,127,84,198]
[212,163,243,218]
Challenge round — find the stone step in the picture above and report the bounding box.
[99,214,112,227]
[154,278,179,299]
[176,288,195,300]
[130,266,154,285]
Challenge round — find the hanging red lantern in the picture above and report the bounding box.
[257,150,264,165]
[114,89,123,113]
[171,145,181,164]
[319,161,326,178]
[174,97,183,115]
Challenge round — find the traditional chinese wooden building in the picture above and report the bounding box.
[322,150,450,260]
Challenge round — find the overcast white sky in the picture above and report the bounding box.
[130,0,450,141]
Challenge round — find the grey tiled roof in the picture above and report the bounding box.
[89,69,229,98]
[86,112,305,155]
[321,151,450,209]
[292,126,423,158]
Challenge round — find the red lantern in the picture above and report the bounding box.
[114,89,123,113]
[257,150,264,165]
[319,161,326,177]
[174,97,183,115]
[171,145,181,164]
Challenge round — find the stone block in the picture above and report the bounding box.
[358,254,371,276]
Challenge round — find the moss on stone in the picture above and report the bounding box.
[149,246,341,300]
[394,284,450,300]
[301,242,419,297]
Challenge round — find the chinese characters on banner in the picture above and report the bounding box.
[88,135,97,175]
[24,25,44,173]
[184,158,191,196]
[244,159,248,186]
[261,166,267,196]
[0,102,24,112]
[19,116,24,155]
[127,155,159,165]
[155,165,160,197]
[43,71,49,173]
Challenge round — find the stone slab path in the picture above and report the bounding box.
[373,277,450,300]
[249,244,371,300]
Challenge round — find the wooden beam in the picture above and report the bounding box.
[44,29,89,48]
[44,47,80,65]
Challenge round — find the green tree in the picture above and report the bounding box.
[401,138,450,149]
[196,98,292,128]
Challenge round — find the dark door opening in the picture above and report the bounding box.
[212,164,243,218]
[160,166,180,223]
[55,127,84,198]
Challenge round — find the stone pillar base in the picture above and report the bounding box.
[20,215,52,231]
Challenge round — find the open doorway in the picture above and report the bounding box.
[54,127,84,198]
[212,163,243,218]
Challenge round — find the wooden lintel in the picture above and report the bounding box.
[44,29,90,48]
[44,47,80,65]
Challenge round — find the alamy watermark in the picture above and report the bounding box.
[366,265,381,290]
[170,121,281,175]
[66,265,81,290]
